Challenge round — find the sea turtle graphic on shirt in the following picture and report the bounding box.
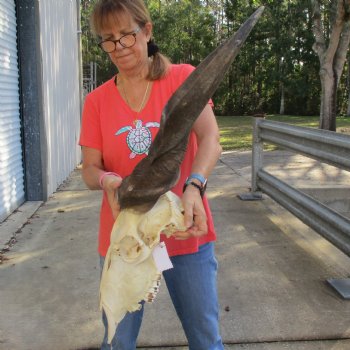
[116,119,160,159]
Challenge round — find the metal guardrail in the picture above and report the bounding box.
[240,117,350,298]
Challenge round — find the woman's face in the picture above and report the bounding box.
[99,12,151,75]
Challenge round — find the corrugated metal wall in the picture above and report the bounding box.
[38,0,81,196]
[0,0,25,221]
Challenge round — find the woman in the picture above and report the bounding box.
[79,0,223,349]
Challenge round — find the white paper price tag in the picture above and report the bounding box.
[152,242,173,272]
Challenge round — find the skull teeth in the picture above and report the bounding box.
[145,277,162,303]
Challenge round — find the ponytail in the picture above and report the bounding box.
[146,40,171,81]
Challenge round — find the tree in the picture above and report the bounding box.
[312,0,350,130]
[81,0,116,86]
[211,0,320,116]
[147,0,216,66]
[80,0,348,118]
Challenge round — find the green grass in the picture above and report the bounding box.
[217,114,350,152]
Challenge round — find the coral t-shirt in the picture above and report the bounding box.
[79,64,217,257]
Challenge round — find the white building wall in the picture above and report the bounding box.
[38,0,81,196]
[0,0,25,221]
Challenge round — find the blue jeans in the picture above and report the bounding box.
[100,242,224,350]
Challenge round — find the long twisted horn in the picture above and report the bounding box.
[118,7,265,210]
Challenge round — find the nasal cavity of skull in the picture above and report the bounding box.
[139,231,157,247]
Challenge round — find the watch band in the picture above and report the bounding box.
[188,173,206,185]
[183,180,207,198]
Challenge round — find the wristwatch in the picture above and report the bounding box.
[183,173,207,198]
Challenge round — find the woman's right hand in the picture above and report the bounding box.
[101,174,123,219]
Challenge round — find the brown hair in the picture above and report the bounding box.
[91,0,170,81]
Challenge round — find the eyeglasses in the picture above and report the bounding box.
[98,27,141,53]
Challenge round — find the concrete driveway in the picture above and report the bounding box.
[1,150,350,350]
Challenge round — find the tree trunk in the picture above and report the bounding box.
[279,55,285,115]
[347,55,350,116]
[312,0,350,130]
[279,83,285,115]
[319,65,337,130]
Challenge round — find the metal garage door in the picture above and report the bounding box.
[0,0,25,221]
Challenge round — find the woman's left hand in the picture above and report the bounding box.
[172,185,208,240]
[171,104,221,240]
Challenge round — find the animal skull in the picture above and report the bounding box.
[99,191,186,343]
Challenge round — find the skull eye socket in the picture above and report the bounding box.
[119,236,143,261]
